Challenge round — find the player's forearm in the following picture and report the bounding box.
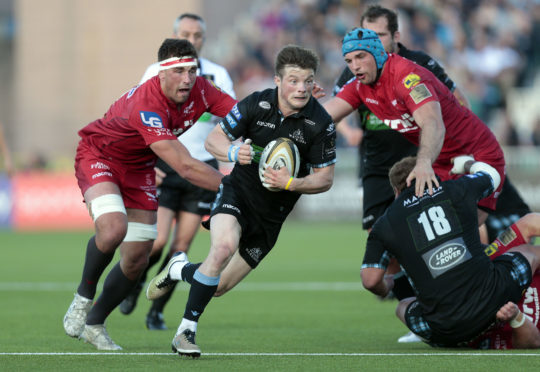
[287,166,334,194]
[417,120,445,164]
[204,128,233,162]
[510,312,540,349]
[176,159,223,192]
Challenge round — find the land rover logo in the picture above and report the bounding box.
[428,243,466,270]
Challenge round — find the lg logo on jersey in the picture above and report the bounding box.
[140,111,163,128]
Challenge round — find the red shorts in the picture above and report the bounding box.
[74,141,158,210]
[434,147,506,211]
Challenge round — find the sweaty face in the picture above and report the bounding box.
[362,16,398,53]
[274,66,314,117]
[175,18,205,53]
[159,66,197,105]
[344,50,378,85]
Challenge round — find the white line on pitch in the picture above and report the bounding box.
[1,352,540,356]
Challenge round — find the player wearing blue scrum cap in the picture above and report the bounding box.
[324,26,506,229]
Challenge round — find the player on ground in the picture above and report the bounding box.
[324,27,506,226]
[146,45,336,357]
[361,156,538,346]
[118,13,237,332]
[62,38,236,350]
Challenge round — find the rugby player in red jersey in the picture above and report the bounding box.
[324,28,505,225]
[62,38,238,350]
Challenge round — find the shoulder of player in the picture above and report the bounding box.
[398,44,433,66]
[238,88,275,112]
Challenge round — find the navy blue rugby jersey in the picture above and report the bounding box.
[219,87,336,223]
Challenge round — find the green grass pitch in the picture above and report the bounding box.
[1,221,540,371]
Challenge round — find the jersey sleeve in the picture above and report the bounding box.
[395,67,441,114]
[218,96,253,141]
[362,223,392,270]
[307,117,337,168]
[458,172,495,203]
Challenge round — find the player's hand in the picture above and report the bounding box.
[154,167,166,186]
[496,301,520,322]
[312,82,326,99]
[233,138,255,165]
[406,158,439,196]
[450,155,475,175]
[263,165,291,190]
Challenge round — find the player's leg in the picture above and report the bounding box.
[82,208,156,350]
[64,182,127,340]
[146,210,202,330]
[168,213,241,357]
[119,205,175,315]
[214,250,253,297]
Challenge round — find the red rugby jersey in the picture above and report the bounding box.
[78,75,236,167]
[337,54,502,166]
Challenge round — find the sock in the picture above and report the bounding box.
[179,263,202,284]
[86,262,137,325]
[77,236,115,299]
[391,271,416,300]
[178,318,198,333]
[182,270,219,322]
[486,224,527,260]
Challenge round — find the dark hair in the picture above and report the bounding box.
[361,5,399,35]
[173,13,206,34]
[275,45,319,77]
[389,156,416,192]
[157,38,198,62]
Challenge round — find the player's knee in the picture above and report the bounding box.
[360,269,380,292]
[209,242,236,267]
[96,219,128,251]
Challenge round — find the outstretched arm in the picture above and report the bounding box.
[406,101,445,196]
[150,139,223,192]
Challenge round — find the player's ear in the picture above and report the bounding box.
[393,30,401,43]
[274,75,281,88]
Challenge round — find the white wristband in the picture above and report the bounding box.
[510,312,526,328]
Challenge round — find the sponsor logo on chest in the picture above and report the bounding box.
[421,237,471,278]
[256,120,276,129]
[383,113,419,132]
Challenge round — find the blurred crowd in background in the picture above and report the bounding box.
[204,0,540,147]
[0,0,539,175]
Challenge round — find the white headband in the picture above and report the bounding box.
[159,56,198,71]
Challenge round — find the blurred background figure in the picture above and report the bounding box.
[0,121,14,177]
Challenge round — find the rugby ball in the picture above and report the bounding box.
[259,137,300,191]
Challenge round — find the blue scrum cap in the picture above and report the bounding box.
[342,28,388,69]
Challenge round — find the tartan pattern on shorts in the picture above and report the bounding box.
[503,252,531,287]
[405,301,432,341]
